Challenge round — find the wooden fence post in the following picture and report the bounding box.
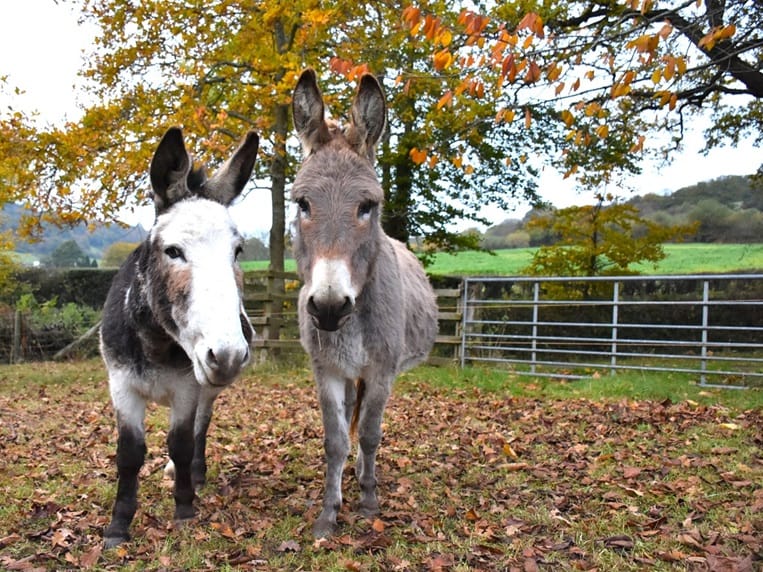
[11,310,22,364]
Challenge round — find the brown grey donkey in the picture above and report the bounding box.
[291,69,438,538]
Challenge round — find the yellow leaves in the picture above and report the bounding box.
[611,71,633,99]
[450,153,475,174]
[433,49,453,71]
[698,24,736,51]
[524,107,532,129]
[495,108,516,124]
[408,147,440,169]
[546,63,562,82]
[595,124,609,139]
[719,422,740,431]
[676,56,688,75]
[627,34,659,54]
[303,8,332,27]
[655,90,678,109]
[651,68,662,84]
[560,109,574,127]
[584,102,602,117]
[437,90,453,109]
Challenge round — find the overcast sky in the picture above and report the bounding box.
[1,0,759,235]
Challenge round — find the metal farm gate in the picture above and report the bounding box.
[459,274,763,388]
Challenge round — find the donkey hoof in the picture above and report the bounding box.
[191,475,206,491]
[312,518,338,539]
[357,502,379,519]
[173,505,196,523]
[103,533,129,549]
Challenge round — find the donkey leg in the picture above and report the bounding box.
[104,395,147,548]
[168,397,198,522]
[191,387,219,490]
[355,378,391,518]
[314,375,353,538]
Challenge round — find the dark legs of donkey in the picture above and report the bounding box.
[168,412,197,522]
[104,423,146,548]
[190,391,216,489]
[104,397,198,547]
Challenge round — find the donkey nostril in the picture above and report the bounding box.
[207,348,218,369]
[306,295,319,317]
[338,296,353,317]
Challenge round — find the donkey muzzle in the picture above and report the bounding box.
[306,294,354,331]
[200,344,250,386]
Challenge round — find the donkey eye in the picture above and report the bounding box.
[358,200,377,219]
[164,246,185,261]
[234,245,244,260]
[297,198,311,218]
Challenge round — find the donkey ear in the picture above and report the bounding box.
[149,127,193,211]
[348,73,386,160]
[203,131,259,205]
[292,68,331,155]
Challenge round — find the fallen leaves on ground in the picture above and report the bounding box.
[0,362,760,571]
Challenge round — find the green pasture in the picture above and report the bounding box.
[241,243,763,276]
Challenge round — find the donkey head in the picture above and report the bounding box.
[146,127,259,385]
[291,69,387,331]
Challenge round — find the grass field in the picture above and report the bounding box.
[241,243,763,276]
[1,359,760,571]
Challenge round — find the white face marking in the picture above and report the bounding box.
[307,257,357,306]
[152,198,251,386]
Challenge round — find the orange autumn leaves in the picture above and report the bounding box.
[401,1,738,178]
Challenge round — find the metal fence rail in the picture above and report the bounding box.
[460,274,763,388]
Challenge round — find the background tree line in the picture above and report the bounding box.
[1,0,760,262]
[479,175,763,250]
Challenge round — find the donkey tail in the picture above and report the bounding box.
[350,378,365,437]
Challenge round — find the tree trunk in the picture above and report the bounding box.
[383,111,414,244]
[267,101,289,354]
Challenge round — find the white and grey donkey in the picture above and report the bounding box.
[291,69,438,538]
[99,127,259,548]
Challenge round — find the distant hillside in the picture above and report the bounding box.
[625,175,762,216]
[1,203,148,261]
[481,174,763,249]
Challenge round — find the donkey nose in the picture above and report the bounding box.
[205,345,250,384]
[307,295,354,331]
